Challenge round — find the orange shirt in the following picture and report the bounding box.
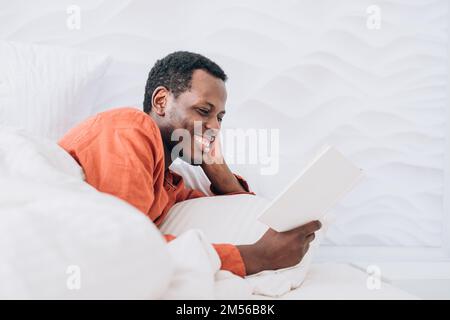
[58,107,250,277]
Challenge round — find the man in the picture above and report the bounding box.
[59,51,321,277]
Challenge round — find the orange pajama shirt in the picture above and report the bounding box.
[58,107,251,277]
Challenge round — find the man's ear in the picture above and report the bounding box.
[152,86,169,116]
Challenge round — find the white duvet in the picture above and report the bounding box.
[0,126,173,299]
[0,126,416,299]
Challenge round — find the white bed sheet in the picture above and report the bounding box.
[164,228,417,300]
[253,263,418,300]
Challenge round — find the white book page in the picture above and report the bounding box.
[258,146,363,232]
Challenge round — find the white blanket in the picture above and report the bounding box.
[162,229,417,300]
[163,228,309,299]
[0,126,173,299]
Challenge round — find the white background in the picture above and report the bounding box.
[1,0,449,262]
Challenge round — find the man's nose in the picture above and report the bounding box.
[205,117,221,131]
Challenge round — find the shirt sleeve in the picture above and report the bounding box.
[76,125,164,217]
[212,243,247,277]
[164,234,247,277]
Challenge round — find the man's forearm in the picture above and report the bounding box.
[236,244,265,275]
[201,161,246,194]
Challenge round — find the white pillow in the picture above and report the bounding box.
[0,126,173,299]
[160,194,329,297]
[160,194,269,244]
[0,41,111,141]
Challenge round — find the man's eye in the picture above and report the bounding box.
[218,117,223,122]
[197,109,209,115]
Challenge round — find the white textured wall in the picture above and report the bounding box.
[1,0,448,249]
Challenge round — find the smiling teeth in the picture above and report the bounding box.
[195,135,210,148]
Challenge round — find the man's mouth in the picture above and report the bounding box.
[194,135,214,153]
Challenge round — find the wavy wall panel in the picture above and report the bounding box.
[0,0,448,247]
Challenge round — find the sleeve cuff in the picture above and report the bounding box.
[212,243,247,277]
[164,234,176,242]
[165,235,246,277]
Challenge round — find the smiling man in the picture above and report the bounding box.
[59,51,321,277]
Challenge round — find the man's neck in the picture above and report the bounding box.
[163,143,173,172]
[150,112,173,172]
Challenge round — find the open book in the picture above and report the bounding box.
[258,145,363,232]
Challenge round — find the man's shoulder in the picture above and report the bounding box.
[97,107,164,164]
[98,106,162,141]
[99,106,144,117]
[98,107,155,126]
[59,106,162,153]
[92,106,158,134]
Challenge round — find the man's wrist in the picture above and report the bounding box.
[200,157,226,173]
[201,161,245,195]
[236,244,265,276]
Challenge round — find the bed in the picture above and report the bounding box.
[0,41,417,299]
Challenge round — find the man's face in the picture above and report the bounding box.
[156,69,227,165]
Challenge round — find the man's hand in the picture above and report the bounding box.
[201,130,224,165]
[200,133,247,194]
[237,220,322,275]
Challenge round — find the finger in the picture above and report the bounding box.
[305,232,315,243]
[301,220,322,234]
[303,243,310,255]
[288,220,318,232]
[284,220,321,237]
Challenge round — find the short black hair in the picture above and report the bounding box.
[143,51,227,113]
